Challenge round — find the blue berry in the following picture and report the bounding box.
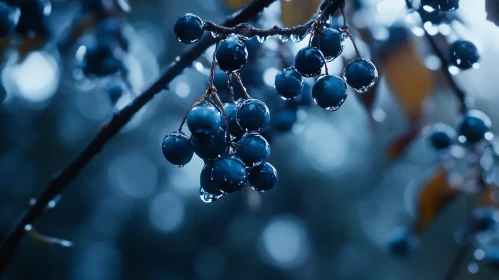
[82,42,123,77]
[344,57,378,93]
[107,83,124,104]
[312,75,347,111]
[162,132,194,166]
[428,123,455,150]
[421,0,459,12]
[236,133,270,166]
[249,162,278,192]
[448,40,479,70]
[174,13,204,44]
[236,99,270,132]
[311,28,344,61]
[187,104,222,136]
[96,18,129,51]
[0,2,20,37]
[388,229,415,256]
[457,110,491,144]
[294,47,325,77]
[272,108,298,133]
[472,207,497,232]
[200,161,223,202]
[223,101,245,138]
[191,127,228,160]
[211,157,248,193]
[215,37,248,72]
[275,68,303,100]
[13,0,51,37]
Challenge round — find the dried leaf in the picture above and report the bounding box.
[281,0,322,27]
[386,128,420,159]
[486,0,499,27]
[25,224,73,248]
[412,168,458,235]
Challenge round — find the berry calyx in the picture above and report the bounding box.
[448,40,479,70]
[162,132,194,166]
[215,37,248,73]
[174,13,204,44]
[236,98,270,132]
[294,47,325,77]
[343,57,378,93]
[274,67,303,100]
[249,162,278,192]
[312,75,348,111]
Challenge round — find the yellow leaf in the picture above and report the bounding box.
[281,0,322,27]
[482,185,499,207]
[224,0,251,10]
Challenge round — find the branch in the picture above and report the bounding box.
[405,0,469,114]
[0,0,278,273]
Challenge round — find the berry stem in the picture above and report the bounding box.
[405,0,469,114]
[211,91,237,149]
[209,40,221,90]
[0,0,278,274]
[234,73,251,99]
[226,73,235,101]
[178,94,208,132]
[340,8,361,58]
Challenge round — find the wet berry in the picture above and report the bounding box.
[236,99,270,132]
[82,41,123,76]
[294,47,325,77]
[457,110,491,144]
[191,127,228,160]
[236,133,270,166]
[211,157,248,193]
[344,57,378,93]
[174,13,204,44]
[200,161,223,201]
[448,40,479,70]
[312,75,347,111]
[274,68,303,100]
[216,37,248,73]
[428,123,455,150]
[187,104,222,136]
[421,0,459,12]
[223,101,245,138]
[249,162,278,192]
[311,28,344,61]
[162,132,194,166]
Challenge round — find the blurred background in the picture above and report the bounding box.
[1,0,499,279]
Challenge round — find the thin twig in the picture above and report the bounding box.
[0,0,278,273]
[405,0,469,114]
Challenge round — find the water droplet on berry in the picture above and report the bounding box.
[448,66,460,75]
[200,187,224,203]
[472,62,480,69]
[279,35,290,42]
[211,32,218,38]
[237,34,251,41]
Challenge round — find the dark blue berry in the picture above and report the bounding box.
[421,0,459,12]
[448,40,479,70]
[344,57,378,93]
[249,162,278,192]
[200,161,223,197]
[14,0,51,37]
[472,207,497,232]
[418,7,445,25]
[275,68,303,100]
[428,123,455,150]
[236,133,270,166]
[485,246,499,271]
[96,18,129,51]
[311,28,344,61]
[162,132,194,166]
[191,127,228,160]
[0,3,20,37]
[82,41,123,76]
[187,104,222,136]
[272,108,298,133]
[107,83,124,104]
[312,75,347,111]
[457,110,491,144]
[388,229,415,256]
[215,37,248,73]
[81,0,110,12]
[236,99,270,132]
[174,13,204,44]
[223,101,245,138]
[294,47,325,77]
[211,157,248,193]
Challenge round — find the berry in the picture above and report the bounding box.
[0,3,20,37]
[81,40,123,77]
[343,57,378,93]
[81,0,110,12]
[448,40,479,70]
[311,28,344,61]
[294,47,325,77]
[162,132,194,166]
[457,110,491,144]
[388,229,415,256]
[312,75,347,111]
[485,246,499,271]
[191,127,228,160]
[14,0,52,37]
[471,207,497,232]
[421,0,459,12]
[211,157,248,193]
[215,37,248,72]
[107,83,124,104]
[274,68,303,100]
[272,108,298,133]
[200,161,223,202]
[236,133,270,166]
[249,162,278,192]
[236,99,270,132]
[174,13,204,44]
[186,104,222,136]
[223,101,245,138]
[428,123,455,150]
[96,18,129,51]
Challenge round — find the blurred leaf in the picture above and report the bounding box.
[17,36,46,60]
[483,186,499,207]
[412,168,458,235]
[486,0,499,27]
[224,0,251,10]
[0,38,11,58]
[281,0,321,27]
[383,40,435,158]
